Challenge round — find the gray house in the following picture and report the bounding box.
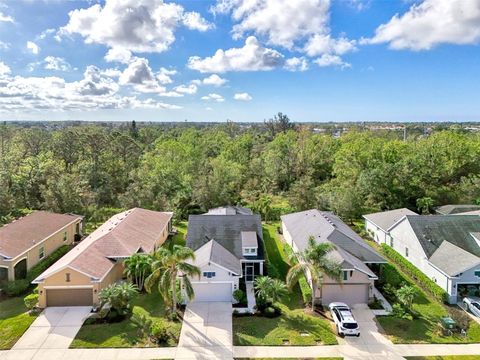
[182,209,264,302]
[281,210,385,306]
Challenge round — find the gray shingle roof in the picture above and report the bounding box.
[435,204,480,215]
[281,209,385,265]
[186,214,263,261]
[205,206,253,215]
[407,215,480,259]
[428,240,480,276]
[363,208,417,231]
[192,239,242,275]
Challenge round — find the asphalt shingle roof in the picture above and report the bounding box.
[363,208,418,231]
[435,204,480,215]
[192,239,242,275]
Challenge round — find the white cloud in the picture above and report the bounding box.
[0,11,13,23]
[202,74,228,86]
[205,106,213,111]
[284,57,309,71]
[233,92,252,101]
[211,0,330,49]
[38,28,56,40]
[104,48,132,63]
[44,56,71,71]
[188,36,284,73]
[100,68,122,78]
[365,0,480,50]
[183,12,214,32]
[201,93,225,102]
[304,34,356,57]
[0,61,11,75]
[119,57,164,93]
[60,0,212,53]
[314,54,351,68]
[26,41,40,55]
[0,41,9,50]
[174,84,197,94]
[156,67,177,84]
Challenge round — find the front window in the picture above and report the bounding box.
[474,270,480,277]
[203,271,216,278]
[63,231,68,241]
[343,271,348,281]
[39,246,45,259]
[243,247,257,255]
[405,247,409,257]
[66,273,71,282]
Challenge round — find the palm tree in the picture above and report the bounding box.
[286,236,342,311]
[124,253,152,291]
[145,245,200,313]
[254,276,288,304]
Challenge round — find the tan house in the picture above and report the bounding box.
[0,211,83,282]
[33,208,173,308]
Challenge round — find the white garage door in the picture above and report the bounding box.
[191,282,232,302]
[321,284,369,306]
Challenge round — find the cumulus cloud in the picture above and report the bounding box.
[119,57,163,93]
[233,92,252,101]
[26,41,40,55]
[174,84,197,94]
[284,57,309,72]
[188,36,284,73]
[201,93,225,102]
[314,54,350,68]
[156,67,177,84]
[0,61,11,75]
[0,66,181,113]
[44,56,71,71]
[0,41,10,50]
[60,0,212,53]
[202,74,228,86]
[211,0,330,49]
[304,34,356,57]
[0,11,13,23]
[364,0,480,50]
[104,48,132,63]
[183,12,214,31]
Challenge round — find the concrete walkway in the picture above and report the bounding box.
[245,282,256,312]
[12,307,91,351]
[176,302,233,360]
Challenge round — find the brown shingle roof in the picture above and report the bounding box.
[33,208,172,282]
[0,211,82,259]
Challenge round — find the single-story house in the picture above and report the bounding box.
[363,208,417,245]
[435,204,480,215]
[386,214,480,304]
[182,208,264,302]
[281,210,386,306]
[33,208,172,308]
[0,211,83,282]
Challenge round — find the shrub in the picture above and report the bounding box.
[264,306,277,318]
[380,244,449,303]
[131,306,153,338]
[24,293,39,311]
[391,303,410,319]
[3,279,30,296]
[150,319,170,344]
[298,276,312,305]
[233,289,246,304]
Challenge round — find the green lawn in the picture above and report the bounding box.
[70,290,181,348]
[0,294,38,350]
[170,221,187,246]
[406,357,480,360]
[233,223,337,346]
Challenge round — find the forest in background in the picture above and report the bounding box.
[1,116,480,226]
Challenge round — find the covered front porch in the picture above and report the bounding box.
[241,260,264,283]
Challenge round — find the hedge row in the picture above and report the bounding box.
[380,244,449,303]
[0,245,71,296]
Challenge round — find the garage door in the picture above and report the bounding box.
[191,283,232,302]
[321,284,369,306]
[46,288,93,306]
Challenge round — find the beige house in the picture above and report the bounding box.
[33,208,173,308]
[0,211,83,282]
[281,210,386,306]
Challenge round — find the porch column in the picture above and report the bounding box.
[260,262,263,275]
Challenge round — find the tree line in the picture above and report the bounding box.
[1,117,480,225]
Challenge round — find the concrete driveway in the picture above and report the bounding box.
[175,302,233,360]
[13,307,91,351]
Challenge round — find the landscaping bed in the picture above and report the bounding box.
[70,290,181,348]
[232,223,337,346]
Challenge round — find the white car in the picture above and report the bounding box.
[463,297,480,318]
[329,302,360,337]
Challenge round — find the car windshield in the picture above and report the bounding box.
[473,303,480,310]
[343,322,358,329]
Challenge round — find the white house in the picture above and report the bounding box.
[181,208,264,303]
[369,212,480,304]
[281,210,386,306]
[363,208,417,245]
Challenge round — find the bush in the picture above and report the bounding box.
[380,244,449,303]
[3,279,30,296]
[391,303,410,319]
[298,276,312,304]
[131,306,153,338]
[150,319,170,344]
[264,306,277,318]
[24,293,39,310]
[233,289,246,304]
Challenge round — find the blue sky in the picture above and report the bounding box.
[0,0,480,122]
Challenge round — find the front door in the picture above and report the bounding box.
[245,264,254,282]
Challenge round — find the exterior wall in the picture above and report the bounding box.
[365,220,388,244]
[321,270,375,300]
[282,222,300,253]
[449,265,480,303]
[0,219,80,281]
[37,267,92,308]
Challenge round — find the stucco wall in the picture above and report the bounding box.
[0,220,80,281]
